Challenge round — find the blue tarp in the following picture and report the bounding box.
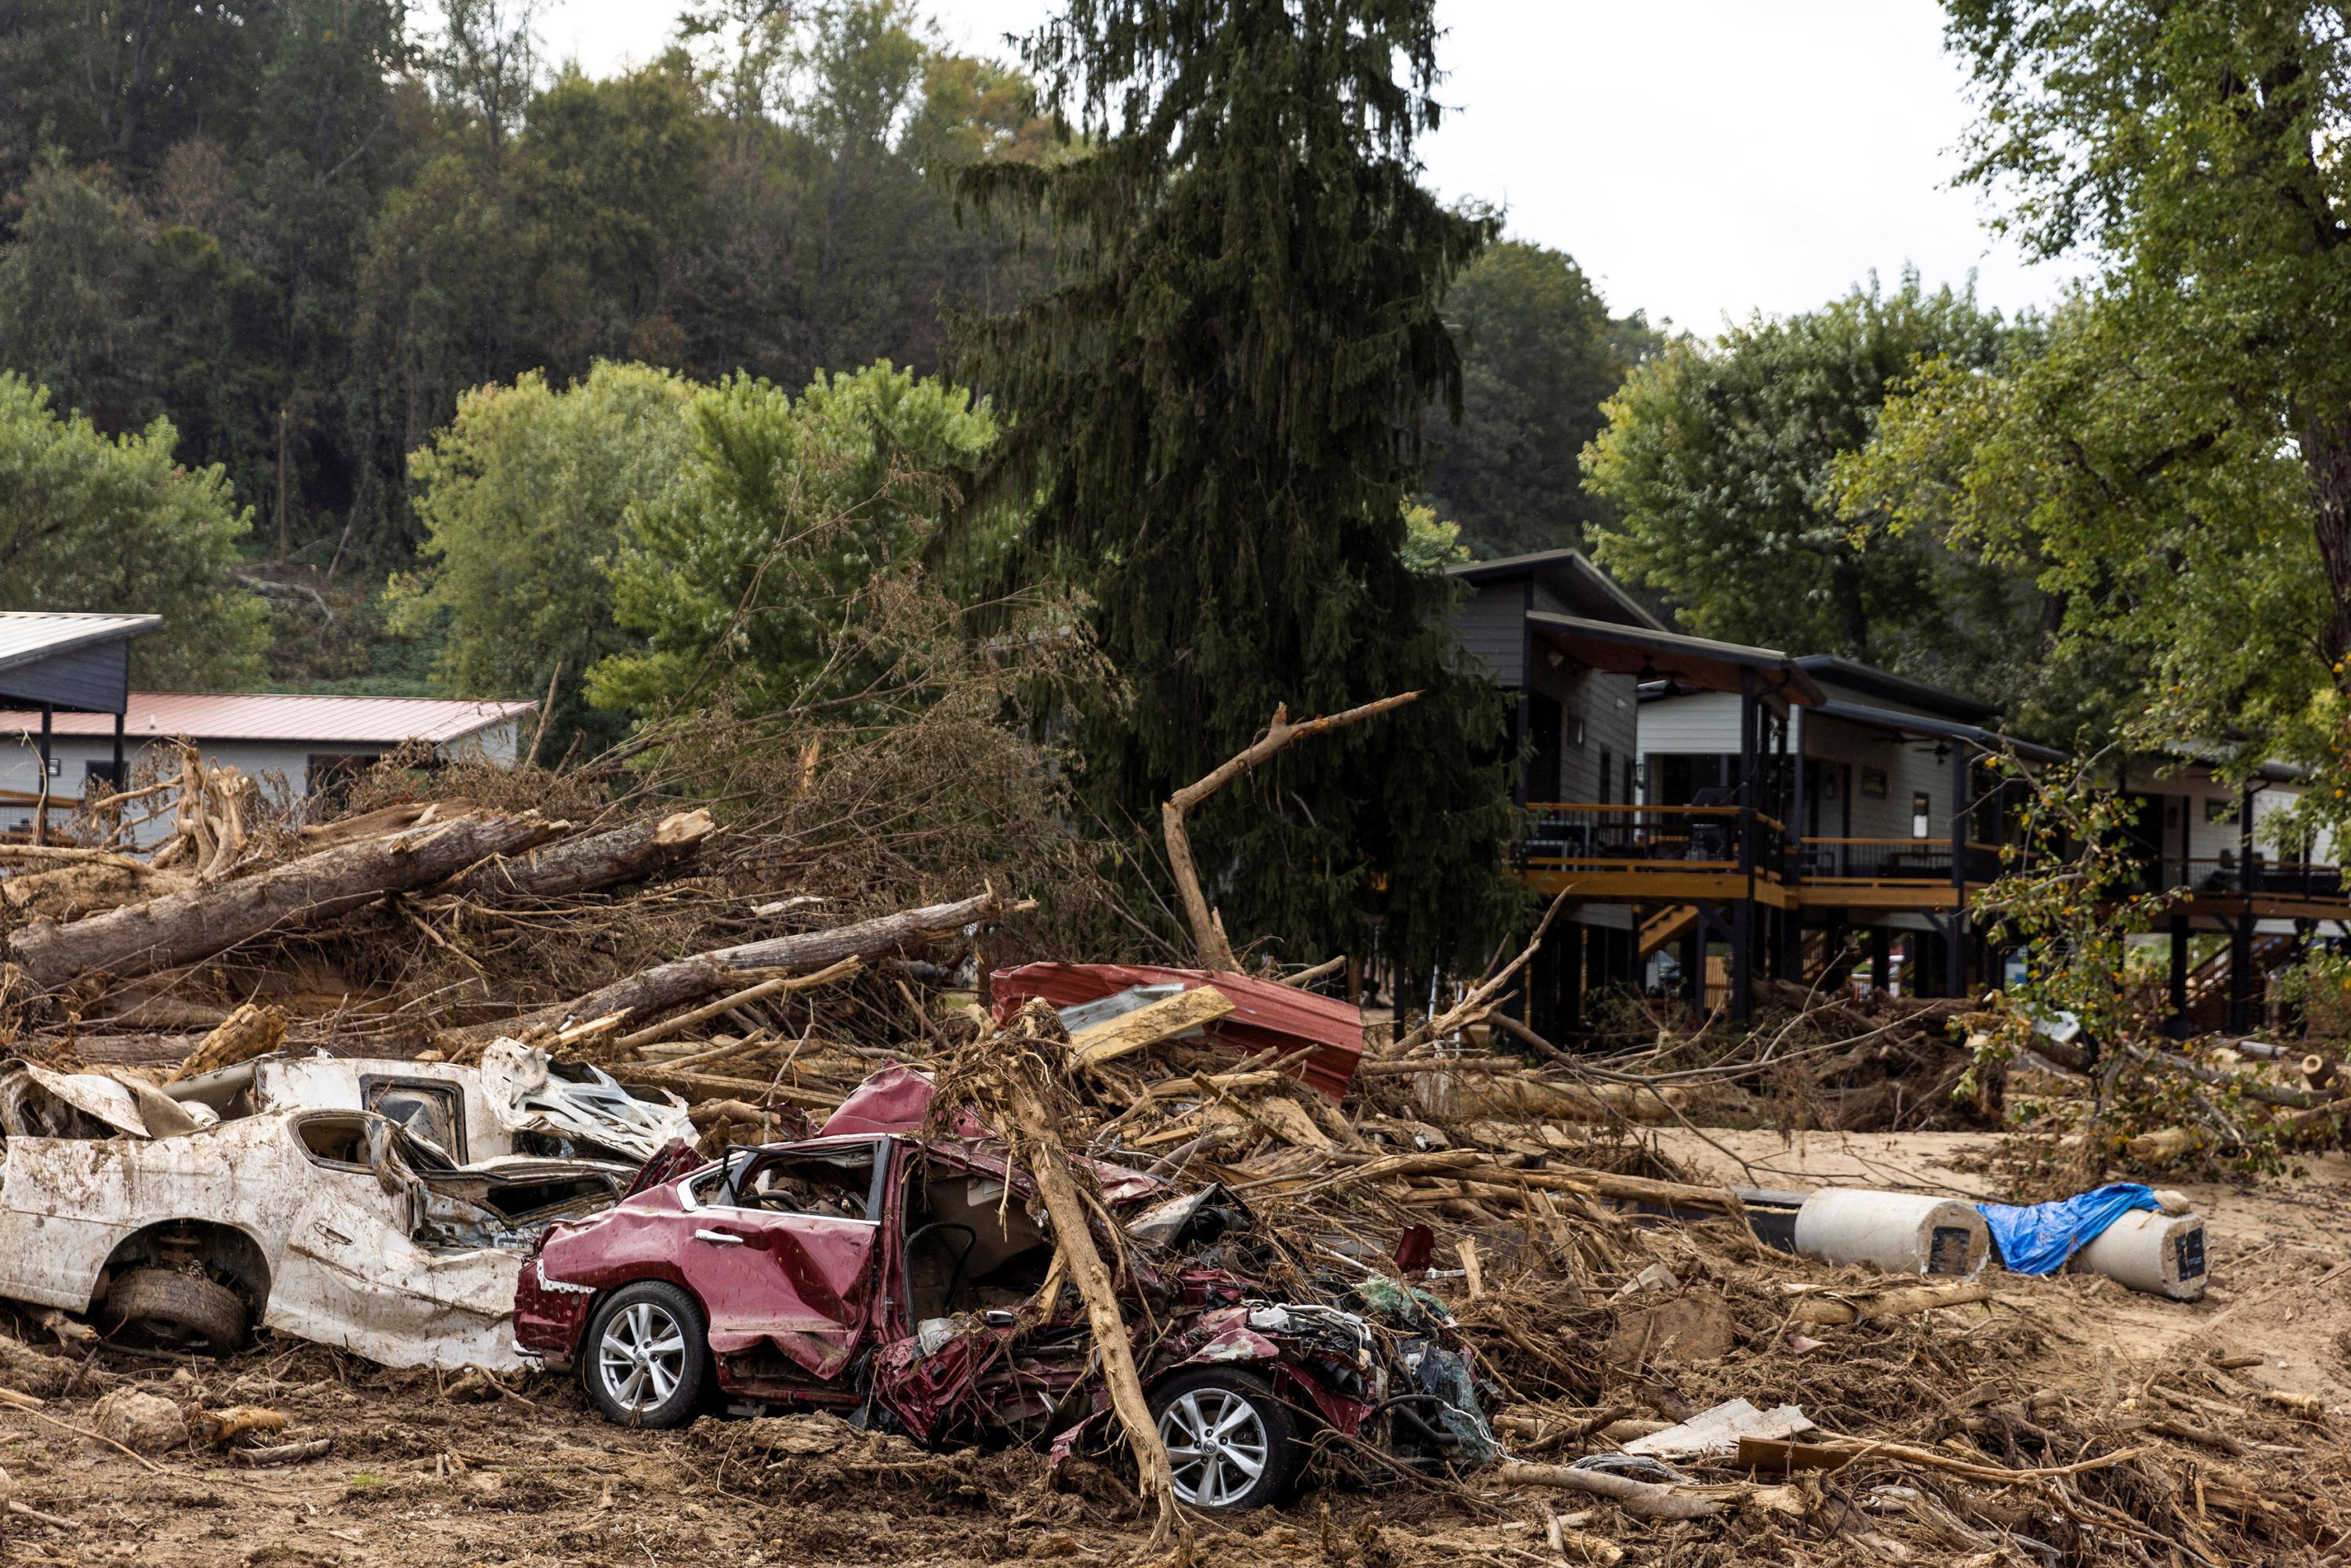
[1976,1183,2160,1276]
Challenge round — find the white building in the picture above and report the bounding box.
[2,691,537,842]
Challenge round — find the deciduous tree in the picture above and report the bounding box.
[0,372,268,686]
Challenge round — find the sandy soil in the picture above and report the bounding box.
[1650,1128,2351,1410]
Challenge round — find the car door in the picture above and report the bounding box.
[266,1112,525,1371]
[677,1140,887,1382]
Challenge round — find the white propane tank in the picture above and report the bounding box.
[2071,1208,2208,1301]
[1792,1188,1989,1276]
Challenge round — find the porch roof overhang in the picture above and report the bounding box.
[1812,698,2068,766]
[0,613,161,715]
[1526,611,1824,712]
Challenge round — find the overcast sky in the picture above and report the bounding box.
[509,0,2068,334]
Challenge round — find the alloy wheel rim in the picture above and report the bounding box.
[598,1301,687,1412]
[1157,1387,1270,1507]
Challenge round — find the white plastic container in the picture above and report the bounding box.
[2072,1208,2208,1301]
[1791,1188,1989,1276]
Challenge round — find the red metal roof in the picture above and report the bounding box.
[990,962,1366,1103]
[0,693,534,745]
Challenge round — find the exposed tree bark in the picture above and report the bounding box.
[1161,693,1419,971]
[455,889,1015,1044]
[296,799,480,850]
[9,813,569,990]
[450,809,716,900]
[608,955,860,1053]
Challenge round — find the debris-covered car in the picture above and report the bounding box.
[516,1105,1494,1511]
[0,1045,689,1369]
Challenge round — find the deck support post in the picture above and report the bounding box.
[1731,668,1758,1026]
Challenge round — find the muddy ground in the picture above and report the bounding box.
[5,1135,2348,1568]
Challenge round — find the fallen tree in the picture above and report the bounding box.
[451,889,1018,1045]
[9,812,570,990]
[447,809,715,900]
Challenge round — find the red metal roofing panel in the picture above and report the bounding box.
[0,693,534,745]
[989,962,1365,1103]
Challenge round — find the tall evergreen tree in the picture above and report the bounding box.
[953,0,1521,978]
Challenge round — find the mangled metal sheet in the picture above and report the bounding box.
[990,962,1367,1102]
[0,1060,218,1139]
[480,1038,694,1163]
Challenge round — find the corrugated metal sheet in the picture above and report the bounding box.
[0,692,534,744]
[990,962,1366,1103]
[0,613,161,675]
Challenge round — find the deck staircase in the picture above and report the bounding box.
[2180,932,2295,1029]
[1637,904,1699,958]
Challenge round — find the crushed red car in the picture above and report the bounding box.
[513,1088,1494,1511]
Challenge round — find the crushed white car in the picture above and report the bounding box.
[0,1048,692,1371]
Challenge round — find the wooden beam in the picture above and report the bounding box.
[1070,985,1234,1066]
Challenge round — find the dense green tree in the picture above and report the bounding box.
[0,162,158,435]
[952,0,1521,975]
[1425,237,1654,559]
[520,57,714,357]
[1844,2,2351,810]
[1581,273,2099,732]
[396,361,695,737]
[0,373,268,686]
[589,360,998,717]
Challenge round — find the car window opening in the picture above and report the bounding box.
[723,1146,877,1219]
[901,1160,1053,1323]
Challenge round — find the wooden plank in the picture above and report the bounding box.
[1069,985,1234,1066]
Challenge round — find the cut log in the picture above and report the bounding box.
[1069,985,1234,1066]
[1493,1461,1724,1519]
[454,889,1015,1045]
[2126,1125,2200,1166]
[450,809,716,900]
[164,1002,288,1084]
[8,813,569,990]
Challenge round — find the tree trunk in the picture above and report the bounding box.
[452,889,1013,1044]
[2303,418,2351,673]
[1000,1076,1179,1543]
[9,813,568,990]
[450,809,716,900]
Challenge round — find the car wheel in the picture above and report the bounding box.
[1149,1367,1302,1511]
[583,1282,708,1429]
[101,1267,249,1353]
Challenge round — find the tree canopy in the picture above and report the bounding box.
[1875,2,2351,801]
[589,360,1003,719]
[952,0,1521,976]
[396,359,697,751]
[1579,273,2117,737]
[1424,237,1661,560]
[0,371,267,687]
